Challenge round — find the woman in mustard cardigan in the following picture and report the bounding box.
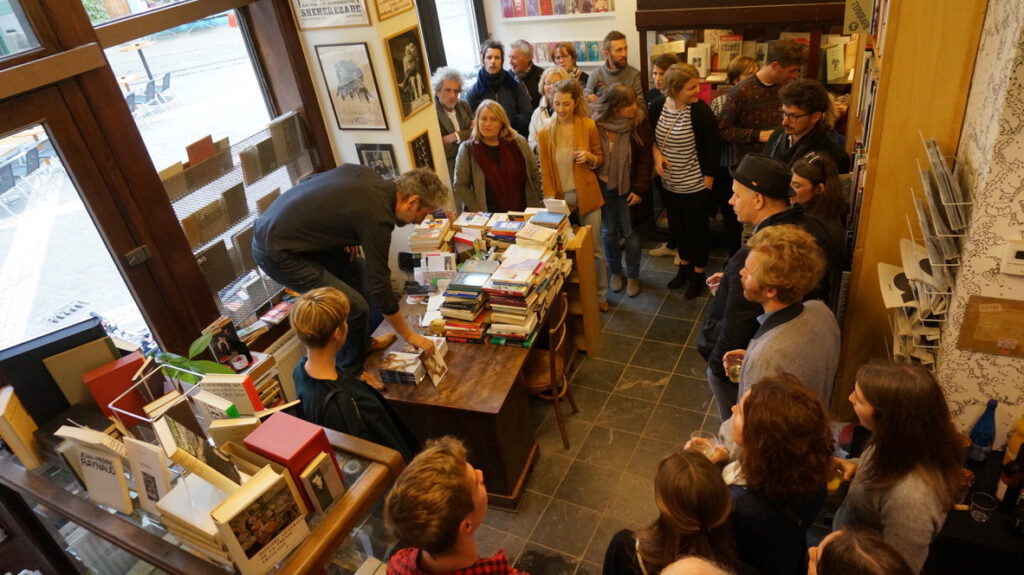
[538,79,608,310]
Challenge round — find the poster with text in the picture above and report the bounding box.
[291,0,369,28]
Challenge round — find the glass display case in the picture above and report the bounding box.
[0,430,404,574]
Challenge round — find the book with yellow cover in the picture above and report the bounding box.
[0,386,43,470]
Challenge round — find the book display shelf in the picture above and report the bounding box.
[0,429,404,575]
[162,112,315,328]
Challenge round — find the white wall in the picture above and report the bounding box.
[480,0,641,77]
[939,0,1024,443]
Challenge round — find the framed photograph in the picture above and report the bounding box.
[290,0,370,29]
[355,144,398,179]
[315,43,388,130]
[384,26,431,121]
[408,131,434,171]
[375,0,414,21]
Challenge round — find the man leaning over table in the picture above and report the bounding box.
[253,164,448,386]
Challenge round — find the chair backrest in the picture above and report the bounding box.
[160,72,172,92]
[144,80,157,102]
[125,92,137,111]
[546,292,572,384]
[23,146,40,175]
[0,163,16,193]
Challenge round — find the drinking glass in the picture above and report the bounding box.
[970,492,997,523]
[689,430,719,459]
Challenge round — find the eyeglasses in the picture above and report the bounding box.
[780,109,811,121]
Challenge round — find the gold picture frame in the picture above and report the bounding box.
[375,0,414,22]
[384,25,431,121]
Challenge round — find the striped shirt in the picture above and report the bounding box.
[655,104,705,194]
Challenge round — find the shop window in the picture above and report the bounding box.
[437,0,481,76]
[0,124,150,349]
[0,0,39,57]
[82,0,192,26]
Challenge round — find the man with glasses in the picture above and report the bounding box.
[763,79,850,173]
[718,39,807,167]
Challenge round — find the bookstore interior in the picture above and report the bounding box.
[0,0,1022,574]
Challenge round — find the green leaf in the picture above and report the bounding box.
[188,332,215,360]
[190,360,235,374]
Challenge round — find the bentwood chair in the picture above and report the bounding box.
[519,292,579,448]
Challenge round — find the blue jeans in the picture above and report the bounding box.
[600,183,641,279]
[253,246,370,377]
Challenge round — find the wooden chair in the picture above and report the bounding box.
[520,292,579,448]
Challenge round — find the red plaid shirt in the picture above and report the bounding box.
[387,547,525,575]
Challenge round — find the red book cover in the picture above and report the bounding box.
[243,412,341,510]
[82,351,146,424]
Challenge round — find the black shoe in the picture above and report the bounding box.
[685,272,706,299]
[667,264,693,289]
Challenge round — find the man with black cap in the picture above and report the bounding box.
[697,154,837,420]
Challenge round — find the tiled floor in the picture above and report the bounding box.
[478,246,729,575]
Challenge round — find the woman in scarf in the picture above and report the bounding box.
[453,100,542,213]
[528,66,571,153]
[538,79,608,311]
[593,84,653,298]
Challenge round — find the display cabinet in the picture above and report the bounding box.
[0,430,404,574]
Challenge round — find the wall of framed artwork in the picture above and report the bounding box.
[408,131,433,170]
[314,43,389,130]
[384,26,432,121]
[290,0,371,29]
[375,0,415,22]
[355,143,399,179]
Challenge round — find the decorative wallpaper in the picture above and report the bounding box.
[938,0,1024,442]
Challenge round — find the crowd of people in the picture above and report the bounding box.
[251,28,963,575]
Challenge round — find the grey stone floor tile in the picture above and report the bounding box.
[554,460,620,512]
[530,499,602,556]
[613,366,670,403]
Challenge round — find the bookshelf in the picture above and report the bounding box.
[564,225,602,354]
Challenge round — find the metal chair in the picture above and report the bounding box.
[519,292,579,448]
[155,72,176,105]
[0,162,31,218]
[139,80,168,116]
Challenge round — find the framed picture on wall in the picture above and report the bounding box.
[315,43,388,130]
[408,131,434,171]
[384,26,431,121]
[290,0,370,29]
[375,0,414,21]
[355,144,399,179]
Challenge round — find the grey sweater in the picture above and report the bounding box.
[834,447,949,574]
[738,300,840,407]
[584,62,645,108]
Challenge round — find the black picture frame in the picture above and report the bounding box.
[355,143,399,179]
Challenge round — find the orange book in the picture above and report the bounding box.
[82,351,146,424]
[243,412,341,510]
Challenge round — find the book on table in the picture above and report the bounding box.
[203,316,253,372]
[0,386,43,470]
[198,373,264,414]
[207,416,261,448]
[82,350,147,424]
[77,443,133,514]
[124,435,172,516]
[153,396,241,484]
[299,451,346,513]
[41,336,120,408]
[157,473,231,560]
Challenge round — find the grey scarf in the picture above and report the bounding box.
[597,116,634,196]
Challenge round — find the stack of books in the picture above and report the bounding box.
[486,220,525,245]
[441,270,492,343]
[452,211,492,231]
[378,351,426,385]
[484,245,561,345]
[528,211,571,247]
[408,218,451,252]
[157,474,233,568]
[516,222,558,249]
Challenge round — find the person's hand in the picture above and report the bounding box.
[685,438,730,464]
[442,132,458,145]
[706,272,723,296]
[626,192,642,206]
[343,246,363,260]
[406,332,436,356]
[758,129,773,143]
[722,349,746,370]
[655,157,670,178]
[573,149,591,165]
[703,175,714,190]
[835,457,857,481]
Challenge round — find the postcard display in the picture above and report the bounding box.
[876,135,970,368]
[162,112,314,326]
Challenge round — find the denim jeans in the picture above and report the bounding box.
[600,182,641,279]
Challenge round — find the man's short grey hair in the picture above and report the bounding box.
[431,67,464,94]
[510,39,533,59]
[396,168,449,209]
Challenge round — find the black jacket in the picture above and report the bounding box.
[697,204,838,379]
[763,122,851,173]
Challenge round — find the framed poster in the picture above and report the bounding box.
[355,144,399,179]
[408,131,434,171]
[375,0,414,21]
[290,0,370,29]
[315,43,388,130]
[384,26,432,121]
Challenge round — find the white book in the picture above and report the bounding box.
[124,436,173,516]
[157,473,229,541]
[55,424,127,458]
[78,444,133,514]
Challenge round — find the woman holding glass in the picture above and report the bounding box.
[552,42,589,92]
[689,374,833,575]
[453,100,542,213]
[653,63,719,299]
[834,362,963,574]
[592,84,653,298]
[528,66,571,153]
[537,80,608,311]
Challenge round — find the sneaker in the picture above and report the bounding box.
[667,264,693,289]
[610,274,624,293]
[685,272,707,300]
[626,279,641,297]
[649,242,675,257]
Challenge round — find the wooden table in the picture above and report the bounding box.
[367,303,538,509]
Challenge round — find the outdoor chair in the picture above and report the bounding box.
[0,162,31,218]
[155,72,176,105]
